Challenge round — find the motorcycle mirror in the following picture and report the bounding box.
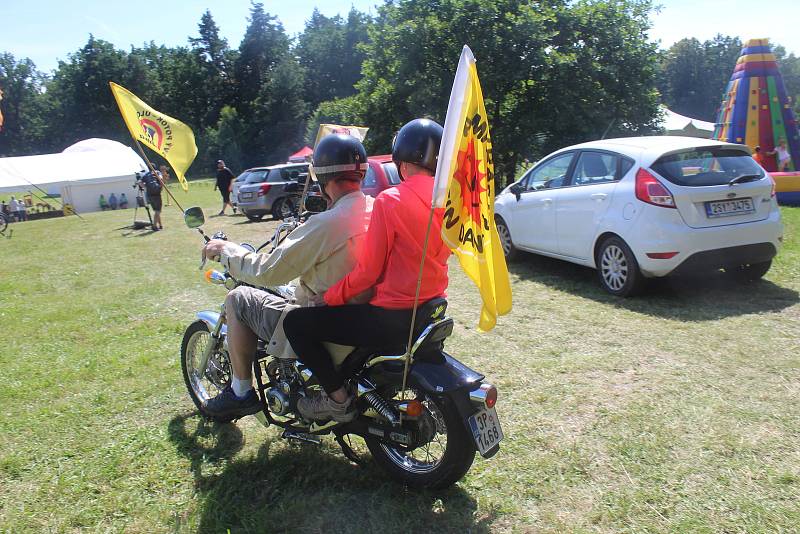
[184,207,205,228]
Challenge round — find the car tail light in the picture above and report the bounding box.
[767,173,776,197]
[635,168,676,208]
[258,184,271,197]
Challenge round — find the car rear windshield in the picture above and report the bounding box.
[242,170,269,184]
[651,147,764,187]
[382,162,401,185]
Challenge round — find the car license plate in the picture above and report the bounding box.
[705,198,754,218]
[468,407,503,456]
[240,192,254,201]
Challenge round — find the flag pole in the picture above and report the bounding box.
[398,200,438,422]
[129,136,186,212]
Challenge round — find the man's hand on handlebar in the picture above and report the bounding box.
[203,239,228,262]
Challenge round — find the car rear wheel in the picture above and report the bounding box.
[725,260,771,283]
[272,196,298,220]
[596,236,644,297]
[495,217,518,261]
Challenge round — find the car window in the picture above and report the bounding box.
[267,169,288,183]
[523,153,574,191]
[382,162,401,185]
[651,148,764,186]
[619,158,634,179]
[571,152,618,186]
[364,166,377,187]
[243,170,269,184]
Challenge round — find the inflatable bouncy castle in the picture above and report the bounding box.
[713,38,800,203]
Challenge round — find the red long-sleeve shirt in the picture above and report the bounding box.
[324,173,450,308]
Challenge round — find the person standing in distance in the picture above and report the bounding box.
[215,160,236,216]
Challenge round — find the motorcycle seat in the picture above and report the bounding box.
[337,298,450,378]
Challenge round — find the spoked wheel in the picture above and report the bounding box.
[596,236,644,297]
[365,387,475,489]
[181,320,234,422]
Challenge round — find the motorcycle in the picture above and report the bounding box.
[180,206,503,489]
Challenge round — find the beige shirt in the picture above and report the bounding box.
[219,191,373,306]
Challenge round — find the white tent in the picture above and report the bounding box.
[661,107,715,138]
[0,138,147,214]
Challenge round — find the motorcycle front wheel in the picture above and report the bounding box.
[181,320,234,422]
[365,389,476,489]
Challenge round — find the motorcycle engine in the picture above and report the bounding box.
[266,382,293,416]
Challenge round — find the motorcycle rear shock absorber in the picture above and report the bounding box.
[362,391,400,426]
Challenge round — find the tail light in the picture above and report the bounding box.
[470,383,498,410]
[635,168,676,208]
[258,183,272,197]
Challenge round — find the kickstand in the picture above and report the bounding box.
[335,432,366,466]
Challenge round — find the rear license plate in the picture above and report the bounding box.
[468,407,503,456]
[705,198,754,218]
[240,192,254,201]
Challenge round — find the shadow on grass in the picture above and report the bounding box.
[168,412,493,533]
[509,251,799,321]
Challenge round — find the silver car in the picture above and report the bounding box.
[232,163,309,221]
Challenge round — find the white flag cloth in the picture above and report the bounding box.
[432,45,476,208]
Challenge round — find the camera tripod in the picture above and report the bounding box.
[131,187,153,230]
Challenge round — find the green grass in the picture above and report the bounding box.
[1,181,799,532]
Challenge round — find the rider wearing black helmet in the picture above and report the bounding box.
[284,118,452,423]
[311,133,368,203]
[200,134,372,420]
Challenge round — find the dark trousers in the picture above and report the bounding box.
[283,304,413,394]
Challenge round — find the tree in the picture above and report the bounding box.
[205,105,245,172]
[356,0,660,184]
[43,36,131,150]
[189,10,236,128]
[657,35,742,121]
[0,53,48,156]
[234,2,290,109]
[249,58,308,166]
[295,7,371,112]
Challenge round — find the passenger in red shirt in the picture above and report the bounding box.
[284,119,449,422]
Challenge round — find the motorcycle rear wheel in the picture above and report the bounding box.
[181,320,234,423]
[365,390,476,489]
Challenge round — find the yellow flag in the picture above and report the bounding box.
[432,46,512,331]
[109,82,196,191]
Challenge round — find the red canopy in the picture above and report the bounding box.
[288,146,313,162]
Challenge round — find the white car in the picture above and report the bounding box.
[494,136,783,296]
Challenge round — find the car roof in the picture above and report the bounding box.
[243,162,308,172]
[553,136,750,160]
[368,154,393,163]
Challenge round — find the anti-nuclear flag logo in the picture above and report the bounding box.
[109,82,197,191]
[433,45,512,331]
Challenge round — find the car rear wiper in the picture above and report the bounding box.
[728,173,762,186]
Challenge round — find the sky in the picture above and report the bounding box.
[2,0,799,74]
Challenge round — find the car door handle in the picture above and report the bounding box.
[590,193,607,201]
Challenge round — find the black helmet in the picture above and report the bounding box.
[312,134,368,184]
[392,118,443,175]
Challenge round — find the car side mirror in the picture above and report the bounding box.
[509,183,522,201]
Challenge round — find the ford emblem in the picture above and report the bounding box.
[727,192,737,198]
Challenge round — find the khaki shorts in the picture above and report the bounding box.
[228,286,291,342]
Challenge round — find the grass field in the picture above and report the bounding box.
[1,180,799,533]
